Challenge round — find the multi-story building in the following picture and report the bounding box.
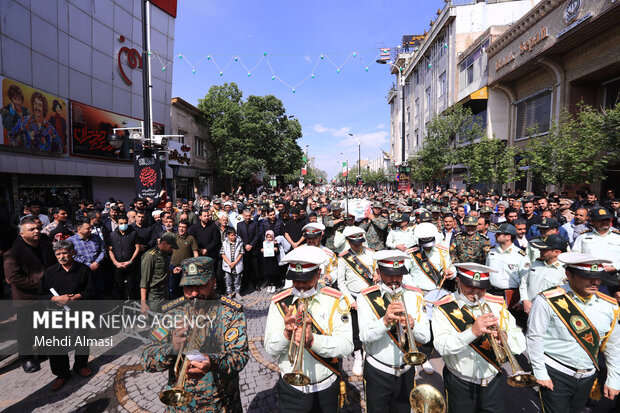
[487,0,620,194]
[0,0,176,215]
[169,97,215,199]
[386,0,540,166]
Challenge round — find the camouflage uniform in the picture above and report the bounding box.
[449,232,491,264]
[324,205,346,251]
[359,216,388,251]
[141,257,249,413]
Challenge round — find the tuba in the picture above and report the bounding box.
[473,296,537,388]
[283,298,312,386]
[159,299,205,407]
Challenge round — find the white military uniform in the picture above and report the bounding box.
[386,227,415,250]
[337,247,375,304]
[486,244,531,289]
[573,228,620,270]
[519,260,566,304]
[404,245,456,292]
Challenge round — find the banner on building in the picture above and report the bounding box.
[134,150,162,199]
[0,77,68,154]
[167,140,191,166]
[71,101,163,161]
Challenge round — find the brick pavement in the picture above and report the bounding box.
[0,289,615,412]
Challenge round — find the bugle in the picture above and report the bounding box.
[283,298,312,386]
[390,286,427,366]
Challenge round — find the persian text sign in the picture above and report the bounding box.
[134,151,162,198]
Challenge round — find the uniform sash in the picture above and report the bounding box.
[362,287,409,353]
[341,250,374,286]
[541,287,600,366]
[274,292,341,376]
[436,299,502,371]
[410,249,442,286]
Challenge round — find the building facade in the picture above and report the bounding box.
[487,0,620,194]
[387,0,540,166]
[169,97,215,199]
[0,0,176,216]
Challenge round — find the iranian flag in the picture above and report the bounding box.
[342,162,348,177]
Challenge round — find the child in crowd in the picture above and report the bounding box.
[220,227,244,298]
[260,230,280,293]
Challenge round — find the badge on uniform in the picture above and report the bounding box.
[188,264,198,275]
[524,262,530,268]
[152,326,169,341]
[374,296,385,310]
[591,264,598,272]
[473,272,481,281]
[341,314,350,323]
[393,261,400,269]
[225,328,239,342]
[296,264,303,272]
[570,315,589,333]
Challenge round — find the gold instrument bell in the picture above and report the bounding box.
[410,383,446,413]
[284,298,312,386]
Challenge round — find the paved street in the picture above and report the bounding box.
[0,289,616,413]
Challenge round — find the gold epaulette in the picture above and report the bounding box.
[221,295,243,310]
[596,291,618,306]
[321,286,343,299]
[484,293,505,305]
[542,286,566,298]
[360,285,380,295]
[161,296,185,312]
[272,288,293,302]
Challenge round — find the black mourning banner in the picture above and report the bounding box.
[134,151,161,199]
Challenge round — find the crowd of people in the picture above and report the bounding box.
[2,183,620,411]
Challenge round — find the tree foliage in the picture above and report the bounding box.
[197,83,304,187]
[463,134,522,188]
[524,103,620,187]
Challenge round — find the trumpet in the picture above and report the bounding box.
[473,296,537,388]
[390,286,427,366]
[410,383,446,413]
[284,298,312,386]
[159,299,205,407]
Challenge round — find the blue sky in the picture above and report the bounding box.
[171,1,439,178]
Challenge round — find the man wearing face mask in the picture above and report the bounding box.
[337,226,374,376]
[264,246,353,413]
[357,250,430,413]
[301,223,337,288]
[433,263,526,413]
[108,215,140,300]
[406,223,456,293]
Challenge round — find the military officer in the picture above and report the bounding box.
[337,226,375,375]
[526,217,565,263]
[386,213,415,252]
[527,252,620,412]
[357,250,431,413]
[519,234,567,314]
[140,232,178,313]
[433,263,526,413]
[360,201,389,251]
[333,212,360,254]
[141,257,249,412]
[302,223,338,288]
[405,223,456,293]
[323,201,346,252]
[264,246,353,413]
[486,223,531,311]
[573,207,620,284]
[449,215,491,265]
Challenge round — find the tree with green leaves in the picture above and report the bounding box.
[197,83,304,188]
[463,134,522,190]
[524,103,620,187]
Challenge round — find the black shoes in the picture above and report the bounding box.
[22,359,41,373]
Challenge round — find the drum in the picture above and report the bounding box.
[423,288,450,320]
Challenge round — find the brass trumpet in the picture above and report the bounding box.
[159,300,205,407]
[390,286,427,366]
[410,383,446,413]
[474,297,537,388]
[284,298,312,386]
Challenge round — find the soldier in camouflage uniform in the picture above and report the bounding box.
[449,215,491,264]
[359,201,389,251]
[323,201,346,252]
[140,232,178,314]
[141,256,249,412]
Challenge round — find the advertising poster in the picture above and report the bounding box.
[71,101,163,161]
[134,150,162,199]
[0,76,68,154]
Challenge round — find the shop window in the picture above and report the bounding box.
[514,90,552,140]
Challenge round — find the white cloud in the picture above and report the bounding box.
[311,123,388,149]
[312,124,351,137]
[304,55,312,63]
[376,123,385,129]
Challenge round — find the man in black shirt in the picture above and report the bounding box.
[284,206,308,249]
[237,209,261,291]
[519,200,542,232]
[132,210,153,250]
[108,215,140,299]
[38,240,94,390]
[189,209,221,261]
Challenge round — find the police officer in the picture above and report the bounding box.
[323,201,345,252]
[302,223,338,288]
[485,222,530,299]
[140,232,178,313]
[449,215,491,265]
[526,217,566,263]
[386,213,415,252]
[141,256,249,412]
[360,201,389,251]
[519,234,567,314]
[337,226,375,376]
[433,263,526,413]
[573,207,620,285]
[357,250,431,413]
[333,212,359,254]
[527,252,620,412]
[264,246,353,413]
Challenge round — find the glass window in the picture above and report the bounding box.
[176,129,187,144]
[515,91,552,140]
[439,72,447,97]
[195,137,208,158]
[426,87,431,107]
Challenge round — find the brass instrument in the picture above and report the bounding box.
[390,286,427,366]
[284,298,312,386]
[410,383,446,413]
[473,296,537,388]
[159,300,205,407]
